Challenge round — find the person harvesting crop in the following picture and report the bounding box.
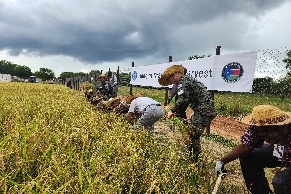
[158,64,217,162]
[215,105,291,194]
[126,94,165,131]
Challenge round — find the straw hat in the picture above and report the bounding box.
[106,97,120,108]
[158,65,184,86]
[126,94,144,104]
[237,105,291,126]
[99,74,107,78]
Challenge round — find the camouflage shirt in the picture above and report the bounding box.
[96,82,117,101]
[171,76,217,129]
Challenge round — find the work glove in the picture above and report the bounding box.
[215,161,224,175]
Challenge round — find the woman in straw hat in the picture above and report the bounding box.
[126,94,165,131]
[215,105,291,194]
[159,64,217,161]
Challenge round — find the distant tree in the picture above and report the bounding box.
[252,77,274,94]
[74,72,86,77]
[273,76,291,97]
[15,65,33,78]
[35,68,55,81]
[119,72,131,86]
[0,60,17,75]
[283,50,291,77]
[60,72,75,79]
[89,70,101,75]
[188,54,212,60]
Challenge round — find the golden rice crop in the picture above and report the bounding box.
[0,82,245,193]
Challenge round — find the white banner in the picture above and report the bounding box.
[0,74,11,82]
[130,51,258,92]
[212,51,258,92]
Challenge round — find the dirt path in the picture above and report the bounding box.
[184,108,248,143]
[210,115,248,144]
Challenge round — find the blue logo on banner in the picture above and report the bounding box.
[132,71,138,81]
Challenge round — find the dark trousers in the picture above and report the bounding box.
[239,144,291,194]
[175,104,187,119]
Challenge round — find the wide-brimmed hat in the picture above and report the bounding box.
[106,97,120,108]
[237,105,291,126]
[158,65,184,86]
[126,94,144,104]
[99,74,106,78]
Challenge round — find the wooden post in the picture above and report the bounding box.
[117,66,120,83]
[129,62,134,95]
[77,77,80,91]
[164,56,172,105]
[94,73,97,85]
[205,45,221,134]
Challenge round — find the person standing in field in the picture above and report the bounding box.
[215,105,291,194]
[95,74,115,101]
[107,71,118,97]
[126,94,165,131]
[158,64,217,161]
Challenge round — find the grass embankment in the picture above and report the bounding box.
[1,82,246,193]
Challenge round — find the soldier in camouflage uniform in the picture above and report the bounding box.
[95,74,116,101]
[158,64,217,161]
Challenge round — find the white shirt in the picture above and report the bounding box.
[109,75,118,92]
[128,97,160,113]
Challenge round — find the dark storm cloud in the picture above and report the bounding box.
[0,0,289,64]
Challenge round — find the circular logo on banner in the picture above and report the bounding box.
[221,62,244,83]
[132,71,138,81]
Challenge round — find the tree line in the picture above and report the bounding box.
[0,60,55,81]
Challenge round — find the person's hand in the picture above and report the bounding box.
[188,112,194,120]
[215,161,224,175]
[167,112,174,118]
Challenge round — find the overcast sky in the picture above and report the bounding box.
[1,0,291,77]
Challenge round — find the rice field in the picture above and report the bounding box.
[0,82,265,193]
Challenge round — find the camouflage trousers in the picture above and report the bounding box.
[187,125,204,162]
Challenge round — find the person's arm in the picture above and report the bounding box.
[168,84,178,103]
[215,143,252,175]
[220,143,252,164]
